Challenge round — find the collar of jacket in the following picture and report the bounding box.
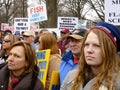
[62,51,73,61]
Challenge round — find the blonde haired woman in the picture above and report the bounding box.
[0,34,18,64]
[39,33,61,90]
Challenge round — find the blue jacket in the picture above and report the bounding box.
[59,51,78,85]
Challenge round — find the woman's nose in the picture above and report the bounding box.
[86,45,94,53]
[8,55,14,62]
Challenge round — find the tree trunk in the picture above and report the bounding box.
[46,0,57,28]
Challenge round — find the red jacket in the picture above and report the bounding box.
[57,39,70,55]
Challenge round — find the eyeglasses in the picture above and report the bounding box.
[2,39,11,43]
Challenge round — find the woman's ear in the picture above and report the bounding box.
[25,62,28,68]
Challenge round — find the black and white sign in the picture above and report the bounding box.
[57,17,78,31]
[14,18,30,32]
[105,0,120,25]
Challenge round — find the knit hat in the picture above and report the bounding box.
[90,22,120,52]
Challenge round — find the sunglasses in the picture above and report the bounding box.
[2,39,11,43]
[23,35,30,38]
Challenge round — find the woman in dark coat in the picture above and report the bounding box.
[0,41,44,90]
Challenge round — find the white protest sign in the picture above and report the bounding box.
[14,18,30,32]
[27,4,47,23]
[57,17,78,31]
[105,0,120,25]
[78,20,87,29]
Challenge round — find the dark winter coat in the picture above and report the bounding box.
[0,64,44,90]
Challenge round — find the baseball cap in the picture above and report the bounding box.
[4,30,12,35]
[73,28,87,37]
[60,28,70,33]
[68,34,83,40]
[15,31,20,35]
[23,31,35,37]
[68,28,87,40]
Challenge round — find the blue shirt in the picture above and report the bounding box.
[31,42,38,50]
[59,51,78,85]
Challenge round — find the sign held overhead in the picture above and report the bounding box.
[27,4,47,23]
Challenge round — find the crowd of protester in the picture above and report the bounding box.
[0,21,120,90]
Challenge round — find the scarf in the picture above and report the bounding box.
[8,77,19,90]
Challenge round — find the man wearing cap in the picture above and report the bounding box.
[14,31,23,41]
[57,28,71,56]
[59,29,86,85]
[4,30,12,35]
[23,31,38,50]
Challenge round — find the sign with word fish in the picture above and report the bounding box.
[27,3,47,23]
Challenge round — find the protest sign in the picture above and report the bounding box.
[36,49,51,86]
[105,0,120,25]
[14,18,30,32]
[49,71,60,90]
[1,23,9,31]
[1,23,14,33]
[57,17,78,31]
[27,4,47,23]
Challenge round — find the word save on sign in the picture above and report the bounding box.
[28,4,47,23]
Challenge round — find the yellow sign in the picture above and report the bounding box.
[49,71,60,90]
[36,49,51,86]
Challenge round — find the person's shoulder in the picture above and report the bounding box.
[62,51,73,59]
[33,79,44,90]
[50,54,61,61]
[115,72,120,89]
[51,54,61,58]
[0,62,7,69]
[68,69,77,76]
[65,69,78,81]
[60,69,77,90]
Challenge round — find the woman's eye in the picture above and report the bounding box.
[14,54,20,58]
[94,44,100,47]
[9,53,12,56]
[85,43,89,46]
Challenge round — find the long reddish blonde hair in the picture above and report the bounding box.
[39,33,59,54]
[71,29,120,90]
